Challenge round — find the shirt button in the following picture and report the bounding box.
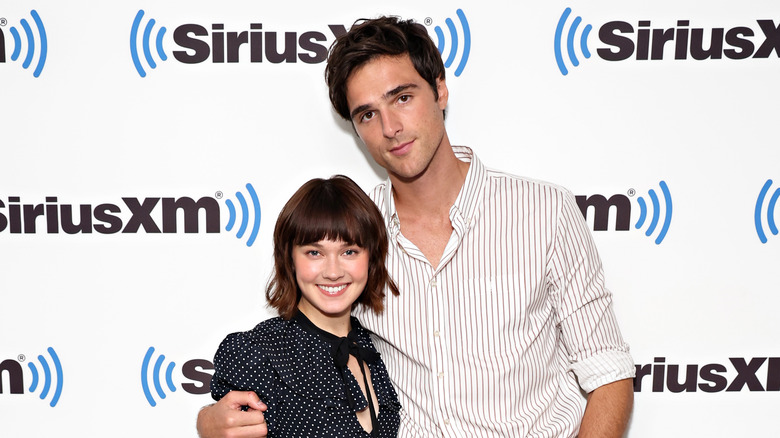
[434,330,440,338]
[443,419,450,425]
[430,279,438,287]
[438,371,444,379]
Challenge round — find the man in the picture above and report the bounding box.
[198,16,634,437]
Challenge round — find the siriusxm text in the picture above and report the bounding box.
[0,196,220,234]
[634,357,780,392]
[173,23,347,64]
[599,19,780,61]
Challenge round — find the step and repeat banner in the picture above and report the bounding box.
[1,1,778,436]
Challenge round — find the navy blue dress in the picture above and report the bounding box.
[211,313,401,437]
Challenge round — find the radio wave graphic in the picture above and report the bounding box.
[27,347,63,407]
[554,7,592,76]
[6,10,47,77]
[635,181,673,245]
[755,179,780,244]
[224,183,261,247]
[433,9,471,77]
[141,347,176,407]
[130,10,168,78]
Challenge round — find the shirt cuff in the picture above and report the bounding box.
[569,349,636,393]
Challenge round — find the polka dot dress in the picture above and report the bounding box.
[211,315,401,437]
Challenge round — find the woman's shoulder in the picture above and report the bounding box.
[220,316,293,352]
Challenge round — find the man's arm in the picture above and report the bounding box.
[578,378,634,438]
[547,192,635,435]
[197,391,268,438]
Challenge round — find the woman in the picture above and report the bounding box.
[210,175,401,437]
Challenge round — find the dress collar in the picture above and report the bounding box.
[263,313,393,410]
[291,312,379,367]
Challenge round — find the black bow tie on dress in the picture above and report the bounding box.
[329,330,380,438]
[293,312,381,437]
[330,331,380,368]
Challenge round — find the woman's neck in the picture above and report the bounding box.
[296,305,352,337]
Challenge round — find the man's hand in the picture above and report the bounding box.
[197,391,268,438]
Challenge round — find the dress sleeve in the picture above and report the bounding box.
[547,190,635,393]
[210,330,276,402]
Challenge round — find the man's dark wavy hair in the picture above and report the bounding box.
[325,16,446,121]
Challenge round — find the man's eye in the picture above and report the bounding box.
[361,111,375,122]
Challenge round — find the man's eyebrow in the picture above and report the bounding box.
[384,83,418,99]
[349,83,419,120]
[350,104,371,120]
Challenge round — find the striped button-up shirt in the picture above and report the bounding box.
[355,146,634,437]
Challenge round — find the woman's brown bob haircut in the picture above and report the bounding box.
[325,16,446,121]
[266,175,399,319]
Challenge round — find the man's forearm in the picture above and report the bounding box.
[579,378,634,438]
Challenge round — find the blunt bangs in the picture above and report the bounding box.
[281,177,380,252]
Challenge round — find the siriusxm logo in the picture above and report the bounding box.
[0,183,261,247]
[576,180,672,244]
[430,9,471,77]
[140,347,213,407]
[0,347,63,407]
[0,9,48,77]
[555,7,780,75]
[634,357,780,393]
[130,9,471,78]
[129,9,345,77]
[755,179,779,244]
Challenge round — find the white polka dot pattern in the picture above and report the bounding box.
[211,316,401,437]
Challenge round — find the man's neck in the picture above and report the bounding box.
[390,144,470,220]
[389,143,470,267]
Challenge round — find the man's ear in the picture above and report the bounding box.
[436,76,449,110]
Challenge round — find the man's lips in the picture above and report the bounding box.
[390,140,414,156]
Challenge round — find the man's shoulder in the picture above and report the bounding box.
[482,166,572,199]
[459,146,572,199]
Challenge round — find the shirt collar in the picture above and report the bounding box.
[383,146,486,237]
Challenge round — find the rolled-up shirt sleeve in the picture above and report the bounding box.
[547,190,635,393]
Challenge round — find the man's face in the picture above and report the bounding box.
[346,54,448,182]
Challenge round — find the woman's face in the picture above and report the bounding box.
[293,239,369,328]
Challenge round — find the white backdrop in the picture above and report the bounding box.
[1,1,778,436]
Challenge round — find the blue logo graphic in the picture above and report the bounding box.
[755,179,779,244]
[433,9,471,77]
[141,346,176,407]
[635,181,673,245]
[224,183,261,247]
[130,10,168,78]
[1,10,48,77]
[554,7,592,76]
[27,347,63,407]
